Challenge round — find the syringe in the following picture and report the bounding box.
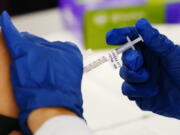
[84,35,144,73]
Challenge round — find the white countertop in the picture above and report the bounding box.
[12,8,180,135]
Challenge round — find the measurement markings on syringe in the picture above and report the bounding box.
[83,35,144,73]
[109,50,121,69]
[84,56,108,73]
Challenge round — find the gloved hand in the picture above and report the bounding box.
[106,18,180,119]
[0,11,84,135]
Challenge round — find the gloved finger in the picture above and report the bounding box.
[51,41,81,52]
[136,18,175,56]
[122,49,143,71]
[21,32,50,45]
[120,66,149,83]
[63,42,83,59]
[64,41,82,53]
[106,27,139,45]
[122,82,158,97]
[46,41,83,59]
[42,41,82,54]
[21,33,82,56]
[21,32,71,50]
[1,11,33,58]
[128,97,136,101]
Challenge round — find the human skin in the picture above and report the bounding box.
[28,107,77,133]
[0,31,19,118]
[0,31,77,134]
[0,31,22,135]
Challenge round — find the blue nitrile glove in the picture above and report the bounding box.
[0,11,83,135]
[106,18,180,119]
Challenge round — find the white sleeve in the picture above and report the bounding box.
[35,115,94,135]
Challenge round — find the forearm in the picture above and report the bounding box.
[0,30,80,134]
[27,107,94,135]
[0,12,85,135]
[35,115,94,135]
[0,31,19,118]
[27,107,77,133]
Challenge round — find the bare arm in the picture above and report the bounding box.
[27,107,77,133]
[0,32,22,135]
[0,32,82,135]
[0,31,19,118]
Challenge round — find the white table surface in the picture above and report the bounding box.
[12,8,180,135]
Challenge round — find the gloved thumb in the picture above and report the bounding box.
[136,18,175,56]
[0,11,32,58]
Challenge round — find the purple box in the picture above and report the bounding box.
[166,2,180,23]
[59,0,146,41]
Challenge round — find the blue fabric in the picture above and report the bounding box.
[0,11,84,135]
[106,18,180,119]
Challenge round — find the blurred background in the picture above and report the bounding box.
[1,0,180,135]
[0,0,57,15]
